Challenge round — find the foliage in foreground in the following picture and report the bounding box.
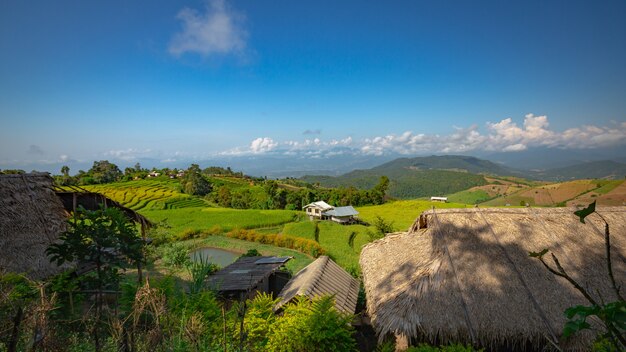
[0,273,356,352]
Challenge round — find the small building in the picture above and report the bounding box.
[430,196,448,203]
[303,201,359,224]
[147,171,161,178]
[324,206,359,224]
[207,256,292,300]
[303,201,334,219]
[275,256,359,314]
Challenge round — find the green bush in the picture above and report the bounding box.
[267,296,356,352]
[160,243,191,268]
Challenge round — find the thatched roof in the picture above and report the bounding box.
[1,173,153,280]
[360,207,626,351]
[275,255,360,314]
[0,173,68,280]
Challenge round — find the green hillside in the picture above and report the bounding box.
[303,168,488,199]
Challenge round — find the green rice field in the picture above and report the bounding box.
[142,207,300,234]
[281,221,370,273]
[356,199,468,231]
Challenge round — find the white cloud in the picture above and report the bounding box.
[169,0,247,58]
[103,148,154,161]
[250,137,278,154]
[226,114,626,157]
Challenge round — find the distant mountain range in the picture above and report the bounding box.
[301,155,626,199]
[528,160,626,181]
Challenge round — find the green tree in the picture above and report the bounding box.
[87,160,122,184]
[181,165,212,196]
[46,207,144,352]
[217,186,232,207]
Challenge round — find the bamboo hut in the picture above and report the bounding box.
[360,207,626,351]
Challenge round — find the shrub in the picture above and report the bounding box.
[266,296,356,352]
[160,243,191,268]
[178,228,202,241]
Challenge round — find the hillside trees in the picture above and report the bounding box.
[181,164,212,196]
[88,160,122,184]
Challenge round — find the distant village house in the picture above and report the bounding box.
[303,201,359,224]
[430,196,448,203]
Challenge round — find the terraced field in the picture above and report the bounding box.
[482,179,626,207]
[81,179,208,211]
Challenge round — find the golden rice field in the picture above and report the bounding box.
[81,179,208,211]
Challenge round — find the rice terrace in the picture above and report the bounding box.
[2,1,626,351]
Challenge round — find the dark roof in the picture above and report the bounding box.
[207,256,291,293]
[324,205,359,217]
[275,256,360,314]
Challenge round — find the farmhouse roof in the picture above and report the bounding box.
[275,256,360,314]
[0,173,69,279]
[360,207,626,351]
[303,201,333,211]
[207,256,291,293]
[324,205,359,217]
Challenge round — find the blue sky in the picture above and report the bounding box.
[1,0,625,171]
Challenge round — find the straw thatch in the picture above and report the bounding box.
[0,173,69,280]
[275,255,360,314]
[360,207,626,351]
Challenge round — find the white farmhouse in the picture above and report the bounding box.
[303,201,359,224]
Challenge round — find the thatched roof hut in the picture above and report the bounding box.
[0,173,69,280]
[360,207,626,351]
[275,255,360,314]
[1,173,152,280]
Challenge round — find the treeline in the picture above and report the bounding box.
[46,161,390,209]
[209,176,389,210]
[50,161,245,186]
